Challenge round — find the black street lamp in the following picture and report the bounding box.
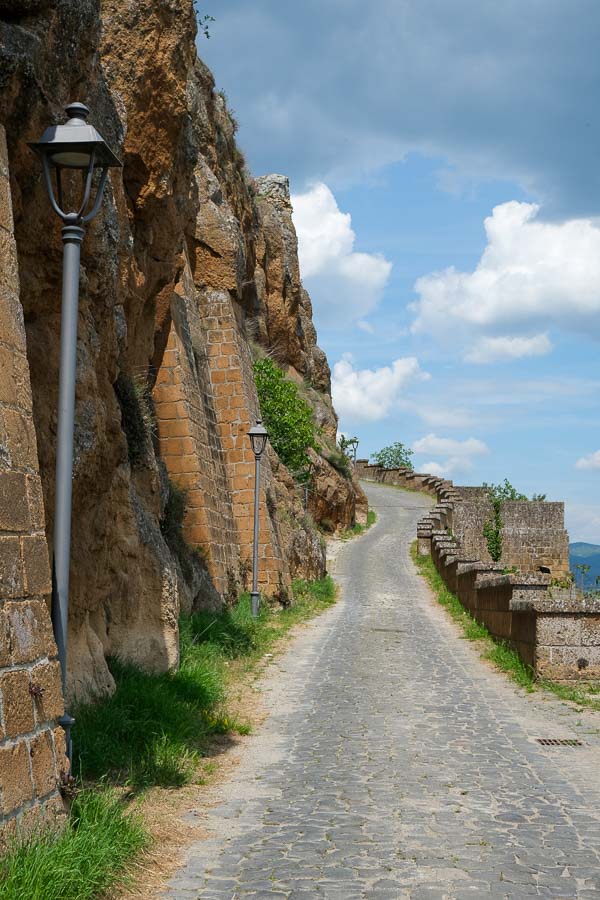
[30,103,121,762]
[248,419,268,619]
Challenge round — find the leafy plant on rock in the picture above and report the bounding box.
[193,5,215,38]
[370,442,414,470]
[253,357,316,472]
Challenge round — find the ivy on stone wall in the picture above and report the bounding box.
[482,479,543,563]
[483,496,503,562]
[253,357,316,473]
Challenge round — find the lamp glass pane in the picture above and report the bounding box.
[49,150,94,169]
[251,434,267,456]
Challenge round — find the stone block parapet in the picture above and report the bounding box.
[360,459,599,682]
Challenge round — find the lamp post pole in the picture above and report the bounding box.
[30,103,121,762]
[251,450,261,618]
[248,420,268,619]
[303,460,314,512]
[51,220,85,760]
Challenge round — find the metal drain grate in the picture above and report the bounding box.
[536,738,583,747]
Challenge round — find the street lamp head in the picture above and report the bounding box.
[29,102,121,226]
[29,102,122,170]
[248,419,268,458]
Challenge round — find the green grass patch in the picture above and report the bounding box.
[411,542,535,691]
[541,679,600,712]
[73,577,337,789]
[0,788,147,900]
[340,509,377,541]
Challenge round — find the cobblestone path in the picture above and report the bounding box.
[167,482,600,899]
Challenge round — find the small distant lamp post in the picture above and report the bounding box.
[248,420,269,618]
[30,103,121,762]
[347,437,359,463]
[303,460,314,511]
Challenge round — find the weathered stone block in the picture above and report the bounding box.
[52,725,68,774]
[580,616,600,647]
[5,599,55,665]
[30,661,64,722]
[0,535,24,597]
[0,472,30,532]
[2,409,38,470]
[21,535,51,596]
[0,740,34,815]
[0,669,35,737]
[0,612,9,668]
[537,615,581,647]
[0,231,19,296]
[29,730,57,796]
[25,475,46,531]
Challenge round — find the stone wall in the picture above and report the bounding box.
[0,126,67,836]
[358,461,599,682]
[357,461,569,576]
[0,0,367,834]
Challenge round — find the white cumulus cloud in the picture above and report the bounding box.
[292,183,392,325]
[575,450,600,471]
[412,201,600,347]
[413,433,489,476]
[465,333,552,364]
[331,354,428,423]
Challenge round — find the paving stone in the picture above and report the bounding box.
[165,483,600,898]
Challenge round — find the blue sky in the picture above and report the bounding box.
[200,0,600,542]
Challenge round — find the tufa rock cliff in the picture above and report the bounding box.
[0,0,365,710]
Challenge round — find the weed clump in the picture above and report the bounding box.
[114,373,155,469]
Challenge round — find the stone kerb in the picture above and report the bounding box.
[0,126,67,837]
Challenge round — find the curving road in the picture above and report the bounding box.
[167,481,600,899]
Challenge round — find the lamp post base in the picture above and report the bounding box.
[58,711,76,765]
[250,591,260,619]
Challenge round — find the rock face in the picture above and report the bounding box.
[0,0,364,728]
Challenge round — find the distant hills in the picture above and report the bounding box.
[570,543,600,590]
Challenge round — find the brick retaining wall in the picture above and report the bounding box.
[0,127,67,838]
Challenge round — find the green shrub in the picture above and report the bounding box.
[253,357,316,472]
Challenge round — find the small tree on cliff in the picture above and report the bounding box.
[371,442,414,470]
[339,435,358,458]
